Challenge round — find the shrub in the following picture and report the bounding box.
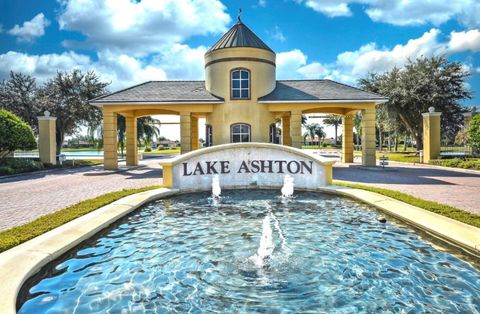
[468,114,480,153]
[144,146,152,152]
[157,146,167,151]
[0,109,36,158]
[429,158,480,169]
[0,158,44,175]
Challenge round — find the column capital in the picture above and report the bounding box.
[37,116,57,121]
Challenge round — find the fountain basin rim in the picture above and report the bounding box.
[0,186,478,314]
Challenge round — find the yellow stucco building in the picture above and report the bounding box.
[91,18,387,170]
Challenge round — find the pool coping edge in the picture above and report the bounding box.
[0,185,478,313]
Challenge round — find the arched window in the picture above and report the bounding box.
[231,69,250,99]
[205,125,213,147]
[231,123,251,143]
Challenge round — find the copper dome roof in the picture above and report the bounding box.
[207,17,274,54]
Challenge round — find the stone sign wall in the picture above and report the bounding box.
[160,143,335,191]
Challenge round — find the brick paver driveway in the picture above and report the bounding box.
[334,163,480,214]
[1,153,479,231]
[0,157,165,231]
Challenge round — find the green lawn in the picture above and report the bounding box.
[0,185,160,253]
[334,181,480,228]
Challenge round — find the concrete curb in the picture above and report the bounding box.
[0,187,178,314]
[1,185,478,313]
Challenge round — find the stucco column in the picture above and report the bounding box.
[37,111,57,165]
[103,109,118,170]
[342,115,354,163]
[422,107,441,163]
[126,116,138,166]
[361,107,376,166]
[180,112,192,154]
[282,115,291,146]
[191,116,199,150]
[290,110,303,149]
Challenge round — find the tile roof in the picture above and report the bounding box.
[259,80,388,102]
[207,17,273,53]
[90,80,387,105]
[90,81,223,104]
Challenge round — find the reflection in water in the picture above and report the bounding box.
[18,190,480,313]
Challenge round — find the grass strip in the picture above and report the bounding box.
[0,185,160,253]
[333,180,480,228]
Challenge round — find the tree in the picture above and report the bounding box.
[0,109,36,158]
[323,116,342,145]
[359,56,471,150]
[305,123,325,146]
[468,114,480,155]
[314,125,326,147]
[38,70,108,154]
[116,116,161,155]
[0,72,41,133]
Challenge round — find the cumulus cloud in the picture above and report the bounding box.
[276,49,307,79]
[447,29,480,53]
[7,13,50,43]
[300,0,480,27]
[0,44,211,92]
[277,28,480,85]
[58,0,231,56]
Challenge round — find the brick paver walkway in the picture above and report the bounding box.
[334,163,480,214]
[0,158,164,231]
[1,154,479,231]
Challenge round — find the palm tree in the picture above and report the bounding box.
[137,116,160,147]
[323,116,342,145]
[116,116,160,155]
[314,126,326,147]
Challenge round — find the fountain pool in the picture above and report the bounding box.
[18,190,480,313]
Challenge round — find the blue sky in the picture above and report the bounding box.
[0,0,479,108]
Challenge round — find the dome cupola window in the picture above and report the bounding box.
[231,69,250,99]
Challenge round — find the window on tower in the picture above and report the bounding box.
[231,69,250,99]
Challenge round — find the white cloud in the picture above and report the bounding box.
[58,0,231,56]
[300,0,480,27]
[447,29,480,53]
[476,67,480,74]
[276,49,307,79]
[0,44,212,92]
[258,0,267,7]
[277,27,480,85]
[305,1,351,17]
[7,13,50,43]
[270,26,286,42]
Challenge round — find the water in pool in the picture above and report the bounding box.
[18,190,480,313]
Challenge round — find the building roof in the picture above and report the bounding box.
[207,17,273,53]
[258,80,388,102]
[90,81,224,104]
[90,80,387,105]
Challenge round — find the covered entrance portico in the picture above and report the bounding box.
[268,101,377,167]
[101,103,217,170]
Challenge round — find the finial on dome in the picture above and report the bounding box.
[237,8,243,23]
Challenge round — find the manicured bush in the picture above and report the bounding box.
[429,158,480,170]
[468,114,480,154]
[144,146,152,152]
[0,109,36,158]
[0,158,44,175]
